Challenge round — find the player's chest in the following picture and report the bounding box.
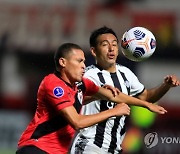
[96,71,130,94]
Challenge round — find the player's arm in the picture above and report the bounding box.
[59,103,130,130]
[92,86,167,114]
[83,84,120,104]
[137,75,180,102]
[83,96,97,104]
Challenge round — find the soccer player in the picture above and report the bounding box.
[16,43,128,154]
[69,27,180,154]
[16,43,167,154]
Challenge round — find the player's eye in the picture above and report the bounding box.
[102,43,108,46]
[112,41,118,46]
[78,59,85,63]
[112,43,118,46]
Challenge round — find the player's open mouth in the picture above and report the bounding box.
[108,54,115,59]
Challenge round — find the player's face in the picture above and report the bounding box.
[64,49,86,84]
[93,33,119,68]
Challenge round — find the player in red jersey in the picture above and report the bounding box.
[16,43,167,154]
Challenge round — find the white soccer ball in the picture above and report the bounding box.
[120,27,156,62]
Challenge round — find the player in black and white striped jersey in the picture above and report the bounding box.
[69,26,180,154]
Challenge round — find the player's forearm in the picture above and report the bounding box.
[95,87,150,108]
[74,109,117,130]
[60,106,117,131]
[113,92,151,108]
[92,88,167,114]
[83,96,97,105]
[146,83,171,103]
[112,92,167,114]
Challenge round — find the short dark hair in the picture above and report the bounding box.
[54,43,82,71]
[89,26,118,47]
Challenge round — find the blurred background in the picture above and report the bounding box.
[0,0,179,153]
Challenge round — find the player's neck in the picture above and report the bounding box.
[56,71,76,88]
[106,65,116,73]
[97,63,116,73]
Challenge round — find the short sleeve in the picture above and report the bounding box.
[82,78,99,96]
[43,78,75,111]
[123,67,145,96]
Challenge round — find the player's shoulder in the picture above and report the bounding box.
[116,63,132,72]
[85,64,97,71]
[44,73,59,83]
[43,73,66,89]
[116,63,138,80]
[85,64,100,73]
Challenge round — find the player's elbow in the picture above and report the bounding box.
[70,118,86,130]
[72,122,85,130]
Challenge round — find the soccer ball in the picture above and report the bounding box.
[120,27,156,62]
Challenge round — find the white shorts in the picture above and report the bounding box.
[69,136,107,154]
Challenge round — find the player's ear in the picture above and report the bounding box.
[59,57,66,67]
[90,47,97,57]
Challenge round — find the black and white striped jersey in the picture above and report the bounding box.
[71,64,145,154]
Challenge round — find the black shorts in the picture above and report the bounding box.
[16,145,47,154]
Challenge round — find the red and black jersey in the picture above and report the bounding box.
[17,73,99,154]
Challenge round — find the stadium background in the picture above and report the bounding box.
[0,0,179,153]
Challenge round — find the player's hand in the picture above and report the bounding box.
[147,103,167,114]
[103,84,120,97]
[164,75,180,87]
[114,103,130,116]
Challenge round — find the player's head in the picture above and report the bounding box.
[89,26,119,48]
[54,43,85,84]
[54,43,83,70]
[89,26,119,70]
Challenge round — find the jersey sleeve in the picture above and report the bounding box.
[82,78,99,96]
[84,68,104,87]
[125,67,145,96]
[43,77,73,111]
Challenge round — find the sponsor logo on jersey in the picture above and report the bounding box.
[53,87,64,97]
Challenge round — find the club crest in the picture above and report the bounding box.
[53,87,64,97]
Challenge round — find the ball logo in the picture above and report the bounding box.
[144,132,158,148]
[133,29,146,40]
[53,87,64,97]
[150,38,156,49]
[133,47,145,58]
[121,38,135,49]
